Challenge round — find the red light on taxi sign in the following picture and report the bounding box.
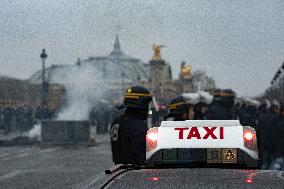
[146,128,158,152]
[243,127,257,151]
[147,132,158,142]
[244,132,254,141]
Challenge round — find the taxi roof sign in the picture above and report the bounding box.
[146,120,258,163]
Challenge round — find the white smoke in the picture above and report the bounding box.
[51,64,115,120]
[25,124,41,141]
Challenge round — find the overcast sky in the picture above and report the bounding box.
[0,0,283,97]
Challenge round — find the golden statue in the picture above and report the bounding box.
[181,62,191,79]
[152,44,165,61]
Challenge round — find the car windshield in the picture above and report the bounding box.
[0,1,284,189]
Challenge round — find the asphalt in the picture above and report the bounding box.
[0,134,113,189]
[105,168,284,189]
[1,134,284,189]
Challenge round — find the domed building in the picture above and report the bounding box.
[30,35,172,84]
[29,35,173,105]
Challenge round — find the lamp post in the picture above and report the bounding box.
[121,70,126,97]
[40,49,48,107]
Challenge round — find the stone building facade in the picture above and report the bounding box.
[29,36,193,108]
[0,76,64,111]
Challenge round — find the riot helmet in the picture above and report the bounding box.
[124,86,152,111]
[212,89,236,109]
[168,94,197,120]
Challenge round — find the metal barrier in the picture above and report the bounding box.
[41,121,90,145]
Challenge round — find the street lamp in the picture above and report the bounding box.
[121,70,126,96]
[40,49,48,107]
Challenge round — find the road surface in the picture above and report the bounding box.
[100,168,284,189]
[0,134,113,189]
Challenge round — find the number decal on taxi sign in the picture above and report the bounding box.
[174,127,224,140]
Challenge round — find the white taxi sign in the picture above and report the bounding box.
[146,120,258,160]
[158,125,242,149]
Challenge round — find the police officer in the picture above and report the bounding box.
[193,92,213,120]
[239,99,259,129]
[110,86,152,165]
[273,104,284,168]
[3,103,15,134]
[166,95,196,162]
[207,89,236,120]
[167,94,196,121]
[257,103,280,169]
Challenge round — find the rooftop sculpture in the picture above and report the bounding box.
[152,44,165,61]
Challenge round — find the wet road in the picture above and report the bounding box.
[0,135,113,189]
[103,168,284,189]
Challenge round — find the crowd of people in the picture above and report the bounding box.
[0,105,54,134]
[0,100,118,136]
[166,88,284,170]
[110,86,284,170]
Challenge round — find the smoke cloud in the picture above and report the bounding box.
[25,124,41,141]
[51,64,114,120]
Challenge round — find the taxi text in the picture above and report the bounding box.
[174,127,224,139]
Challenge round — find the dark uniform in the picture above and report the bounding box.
[0,107,4,133]
[207,89,235,120]
[110,86,152,165]
[111,109,148,164]
[274,116,284,157]
[256,105,279,169]
[3,106,15,134]
[194,102,208,120]
[16,106,25,131]
[239,105,257,128]
[269,104,284,170]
